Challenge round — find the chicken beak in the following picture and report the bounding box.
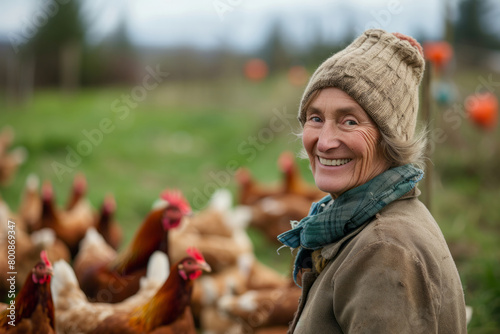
[199,261,211,273]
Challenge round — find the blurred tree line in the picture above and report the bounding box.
[452,0,500,65]
[0,0,499,104]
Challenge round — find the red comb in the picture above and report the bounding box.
[186,247,205,263]
[40,250,52,269]
[73,173,87,193]
[41,181,53,201]
[103,193,116,213]
[235,168,251,185]
[160,189,191,215]
[278,151,295,172]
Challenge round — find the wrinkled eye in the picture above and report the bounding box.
[308,116,322,123]
[345,120,358,126]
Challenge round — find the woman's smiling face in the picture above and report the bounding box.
[302,87,390,198]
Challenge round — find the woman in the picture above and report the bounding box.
[278,29,467,333]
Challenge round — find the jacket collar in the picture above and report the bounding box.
[320,186,420,261]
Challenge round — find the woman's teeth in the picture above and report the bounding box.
[319,157,352,166]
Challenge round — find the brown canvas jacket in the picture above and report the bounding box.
[289,188,467,334]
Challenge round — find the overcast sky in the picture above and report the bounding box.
[0,0,460,52]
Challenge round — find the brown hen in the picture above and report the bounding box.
[74,189,191,303]
[0,251,55,334]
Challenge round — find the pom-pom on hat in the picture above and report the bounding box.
[298,29,425,142]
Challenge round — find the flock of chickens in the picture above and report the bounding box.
[0,125,327,334]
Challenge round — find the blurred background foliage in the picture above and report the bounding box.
[1,0,500,332]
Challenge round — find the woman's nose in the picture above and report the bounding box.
[317,124,341,152]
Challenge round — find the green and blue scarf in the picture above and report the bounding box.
[277,164,424,286]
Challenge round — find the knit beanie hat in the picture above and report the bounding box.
[298,29,425,142]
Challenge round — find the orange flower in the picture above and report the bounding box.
[244,58,268,81]
[423,41,453,70]
[465,92,498,130]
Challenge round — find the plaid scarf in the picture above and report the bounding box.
[277,164,424,286]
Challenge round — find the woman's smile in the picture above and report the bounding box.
[317,157,352,167]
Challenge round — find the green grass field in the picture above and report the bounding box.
[1,69,499,332]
